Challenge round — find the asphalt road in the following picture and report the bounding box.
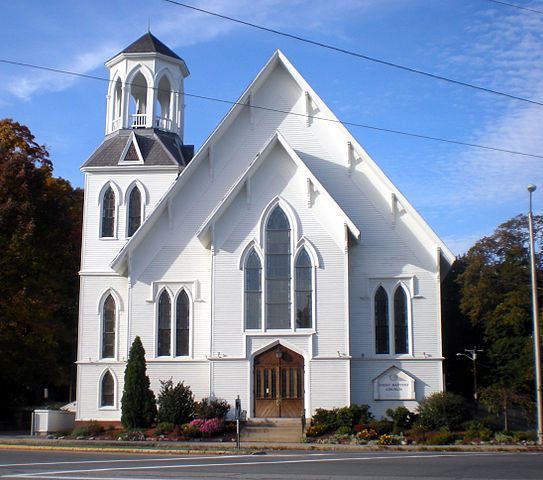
[0,448,542,479]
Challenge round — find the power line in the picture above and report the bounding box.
[160,0,543,107]
[484,0,543,15]
[1,57,543,160]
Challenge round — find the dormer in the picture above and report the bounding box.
[104,32,190,141]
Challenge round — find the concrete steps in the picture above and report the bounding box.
[241,418,304,443]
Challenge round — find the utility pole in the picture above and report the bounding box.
[527,184,542,446]
[457,348,483,414]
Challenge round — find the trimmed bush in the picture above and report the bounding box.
[156,379,195,425]
[121,337,157,429]
[71,426,89,438]
[336,425,352,435]
[386,406,416,433]
[312,404,374,432]
[86,420,104,437]
[195,397,230,420]
[155,422,174,435]
[424,431,459,445]
[415,392,470,431]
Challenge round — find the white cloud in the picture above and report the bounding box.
[2,0,387,102]
[422,2,543,209]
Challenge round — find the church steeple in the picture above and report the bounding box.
[104,33,190,140]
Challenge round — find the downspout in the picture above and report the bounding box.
[209,226,216,397]
[344,224,351,405]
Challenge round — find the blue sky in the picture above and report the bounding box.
[1,0,542,254]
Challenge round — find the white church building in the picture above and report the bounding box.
[76,33,455,424]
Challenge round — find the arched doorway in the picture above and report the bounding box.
[253,344,304,418]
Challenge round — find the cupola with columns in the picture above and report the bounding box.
[104,32,190,140]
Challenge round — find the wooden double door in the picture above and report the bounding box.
[254,345,304,418]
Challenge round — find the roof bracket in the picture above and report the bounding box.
[347,141,361,175]
[306,177,319,207]
[391,193,406,227]
[305,91,312,127]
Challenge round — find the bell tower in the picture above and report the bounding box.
[104,32,190,141]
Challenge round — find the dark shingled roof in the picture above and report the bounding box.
[82,129,194,168]
[119,32,183,61]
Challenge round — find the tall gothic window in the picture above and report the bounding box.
[101,186,115,237]
[245,250,262,329]
[265,206,291,329]
[101,294,116,358]
[295,248,312,328]
[176,291,190,356]
[127,187,142,237]
[394,287,409,354]
[157,290,171,356]
[101,371,115,407]
[375,286,389,354]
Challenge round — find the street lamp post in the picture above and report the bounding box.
[527,183,542,445]
[457,348,483,413]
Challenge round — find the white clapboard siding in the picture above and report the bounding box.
[309,360,350,414]
[351,360,443,418]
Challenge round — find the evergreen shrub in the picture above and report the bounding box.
[415,392,470,431]
[195,397,230,420]
[121,337,157,428]
[156,379,195,425]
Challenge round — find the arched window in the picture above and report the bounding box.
[127,187,142,237]
[375,286,389,354]
[176,291,190,356]
[295,248,312,328]
[266,206,291,329]
[394,287,409,354]
[101,186,115,238]
[157,290,171,356]
[245,250,262,329]
[100,371,115,407]
[101,294,116,358]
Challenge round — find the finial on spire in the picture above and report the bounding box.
[148,17,151,33]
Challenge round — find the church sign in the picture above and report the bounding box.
[373,367,415,400]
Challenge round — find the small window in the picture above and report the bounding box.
[266,206,291,329]
[127,187,142,237]
[375,286,389,354]
[157,290,171,356]
[101,294,115,358]
[101,186,115,237]
[176,291,190,356]
[101,371,114,407]
[295,248,312,328]
[245,250,262,329]
[394,287,409,354]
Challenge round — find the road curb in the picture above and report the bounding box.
[0,438,542,454]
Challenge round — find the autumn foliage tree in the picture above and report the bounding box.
[0,119,83,414]
[444,214,543,426]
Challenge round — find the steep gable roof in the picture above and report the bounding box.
[110,50,455,273]
[196,131,360,248]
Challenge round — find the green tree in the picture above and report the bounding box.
[0,119,82,413]
[121,336,156,428]
[457,214,542,396]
